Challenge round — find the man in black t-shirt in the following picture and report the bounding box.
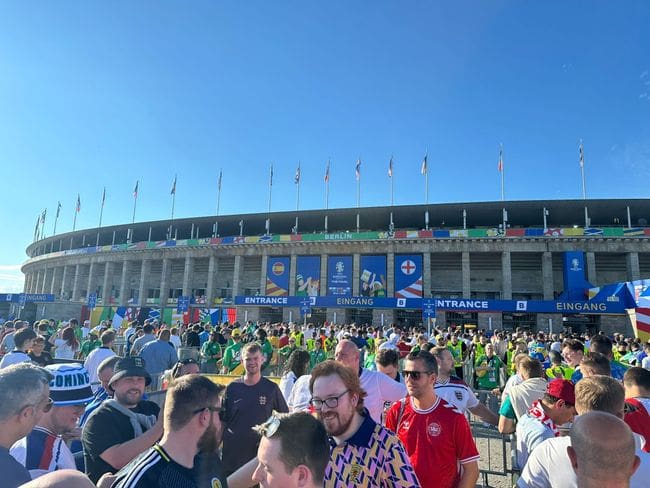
[221,342,288,475]
[112,375,227,488]
[82,356,162,483]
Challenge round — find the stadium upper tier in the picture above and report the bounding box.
[26,199,650,261]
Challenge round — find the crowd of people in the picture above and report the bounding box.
[0,313,649,487]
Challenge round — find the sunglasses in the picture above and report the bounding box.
[402,370,433,380]
[192,405,224,416]
[178,358,198,366]
[257,412,282,437]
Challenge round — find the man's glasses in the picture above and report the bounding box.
[192,405,224,415]
[403,370,433,380]
[310,390,350,410]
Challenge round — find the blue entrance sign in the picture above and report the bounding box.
[87,293,97,309]
[299,298,312,316]
[422,298,436,319]
[0,293,55,303]
[177,295,190,313]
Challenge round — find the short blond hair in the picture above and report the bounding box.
[574,375,624,416]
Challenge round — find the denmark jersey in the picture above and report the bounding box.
[435,376,479,413]
[385,397,480,488]
[10,427,76,479]
[325,412,420,488]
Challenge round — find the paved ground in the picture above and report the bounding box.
[471,421,515,488]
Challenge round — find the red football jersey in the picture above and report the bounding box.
[385,396,480,488]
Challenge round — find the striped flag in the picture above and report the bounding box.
[579,141,585,168]
[355,159,361,180]
[421,154,428,175]
[294,162,301,184]
[76,194,81,213]
[34,215,40,239]
[170,176,177,195]
[40,208,47,223]
[324,160,330,182]
[133,181,139,198]
[497,147,504,172]
[101,187,106,207]
[388,156,393,178]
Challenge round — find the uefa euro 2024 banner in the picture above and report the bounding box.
[295,256,320,296]
[394,254,423,299]
[360,255,387,297]
[327,255,352,296]
[265,256,290,296]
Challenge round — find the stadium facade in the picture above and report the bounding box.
[18,199,650,335]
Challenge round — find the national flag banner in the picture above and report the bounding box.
[34,215,40,237]
[41,209,47,223]
[133,181,139,198]
[388,157,393,178]
[170,176,177,195]
[421,154,428,175]
[76,194,81,213]
[294,162,301,184]
[101,187,106,207]
[355,159,361,180]
[579,142,584,168]
[395,254,423,298]
[324,160,330,182]
[497,147,504,172]
[56,201,61,218]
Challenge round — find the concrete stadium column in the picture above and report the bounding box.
[160,258,170,307]
[40,268,48,294]
[71,264,81,301]
[502,251,512,300]
[232,255,242,298]
[422,252,431,297]
[386,252,394,296]
[260,253,268,295]
[182,255,193,297]
[462,252,471,298]
[23,273,30,293]
[289,254,297,296]
[60,266,68,299]
[353,253,360,296]
[626,252,640,282]
[320,254,328,296]
[34,270,41,294]
[586,252,597,285]
[138,260,151,306]
[542,252,554,300]
[119,261,130,306]
[50,267,59,295]
[102,261,113,304]
[206,255,216,305]
[87,262,95,299]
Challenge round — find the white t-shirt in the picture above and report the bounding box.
[435,376,479,413]
[642,356,650,370]
[360,368,407,423]
[169,335,182,350]
[83,347,116,393]
[0,350,32,369]
[287,374,312,412]
[518,433,649,488]
[54,339,78,360]
[279,371,297,403]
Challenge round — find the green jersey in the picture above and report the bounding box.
[201,341,222,365]
[474,354,503,389]
[222,342,243,373]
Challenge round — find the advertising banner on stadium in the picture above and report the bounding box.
[562,251,592,299]
[265,256,290,296]
[327,255,352,296]
[394,254,423,298]
[295,256,320,297]
[360,255,387,297]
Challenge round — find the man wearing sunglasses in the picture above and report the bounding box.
[385,351,479,488]
[112,374,226,488]
[0,363,53,487]
[11,363,95,479]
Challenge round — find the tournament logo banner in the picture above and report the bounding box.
[327,255,352,296]
[295,256,320,296]
[265,256,290,296]
[395,254,423,298]
[360,255,387,297]
[562,251,592,300]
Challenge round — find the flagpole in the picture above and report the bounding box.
[325,159,330,210]
[296,162,300,212]
[73,194,80,231]
[132,181,139,224]
[579,140,588,226]
[356,157,361,233]
[53,202,60,235]
[389,155,394,207]
[267,163,273,235]
[171,176,176,220]
[215,171,222,237]
[500,144,505,202]
[423,150,429,204]
[99,187,105,228]
[40,209,47,240]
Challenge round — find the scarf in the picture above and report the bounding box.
[527,399,560,437]
[105,399,157,437]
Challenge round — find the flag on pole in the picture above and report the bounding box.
[101,187,106,207]
[34,215,40,239]
[579,141,585,168]
[388,156,393,178]
[133,181,139,198]
[76,194,81,213]
[217,170,222,191]
[355,159,361,180]
[40,208,47,223]
[324,160,330,182]
[269,164,274,186]
[170,176,177,195]
[421,154,428,175]
[56,201,61,218]
[294,162,301,184]
[497,147,504,172]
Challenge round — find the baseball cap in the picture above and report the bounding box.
[108,356,152,390]
[547,379,575,405]
[46,363,94,406]
[232,328,242,337]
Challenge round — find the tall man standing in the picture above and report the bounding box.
[221,343,288,476]
[386,351,480,488]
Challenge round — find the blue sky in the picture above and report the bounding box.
[1,1,649,291]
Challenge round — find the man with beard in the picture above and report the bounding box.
[82,356,162,483]
[11,363,95,478]
[221,343,288,476]
[309,360,420,487]
[112,375,226,488]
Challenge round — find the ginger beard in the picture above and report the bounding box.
[313,375,356,438]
